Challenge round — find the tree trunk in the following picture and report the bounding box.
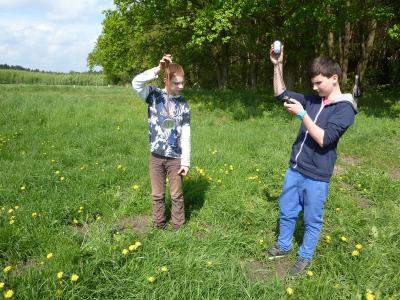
[328,32,335,58]
[357,19,377,81]
[341,17,352,85]
[215,43,229,89]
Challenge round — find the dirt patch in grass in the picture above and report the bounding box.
[193,223,213,239]
[68,223,90,237]
[338,182,353,191]
[333,164,346,175]
[242,258,291,281]
[14,259,39,277]
[339,154,361,166]
[388,168,400,180]
[334,154,361,175]
[114,215,152,237]
[354,196,370,209]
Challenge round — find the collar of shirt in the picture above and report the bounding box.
[323,98,333,106]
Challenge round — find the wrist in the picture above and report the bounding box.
[296,110,307,120]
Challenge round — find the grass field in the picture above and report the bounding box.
[0,69,109,86]
[0,84,399,299]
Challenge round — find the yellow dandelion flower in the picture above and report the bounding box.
[51,159,56,163]
[128,244,138,252]
[355,244,363,250]
[20,186,26,191]
[122,249,129,255]
[32,212,38,217]
[96,215,102,221]
[0,282,4,289]
[336,207,341,212]
[286,287,294,296]
[14,206,19,210]
[3,266,12,273]
[73,218,79,225]
[364,290,375,300]
[57,271,63,279]
[147,276,156,284]
[134,241,142,247]
[3,289,14,299]
[7,209,13,214]
[306,270,314,277]
[258,239,265,246]
[55,170,60,175]
[117,164,122,170]
[47,252,53,259]
[60,176,65,181]
[229,165,234,171]
[133,185,140,190]
[9,220,15,225]
[351,250,360,257]
[207,261,213,268]
[340,236,348,242]
[256,168,260,172]
[70,274,79,282]
[325,235,331,243]
[160,266,169,273]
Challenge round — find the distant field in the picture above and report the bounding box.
[0,69,109,86]
[0,84,399,299]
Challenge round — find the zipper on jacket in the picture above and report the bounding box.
[293,101,325,169]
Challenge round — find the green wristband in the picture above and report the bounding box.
[296,110,307,120]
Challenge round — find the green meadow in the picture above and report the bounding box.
[0,84,399,299]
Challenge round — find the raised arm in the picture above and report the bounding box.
[270,44,286,96]
[131,54,173,100]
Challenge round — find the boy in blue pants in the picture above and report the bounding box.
[266,44,357,275]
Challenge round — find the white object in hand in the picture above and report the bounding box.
[273,40,282,55]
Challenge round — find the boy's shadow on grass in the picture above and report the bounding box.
[165,175,209,223]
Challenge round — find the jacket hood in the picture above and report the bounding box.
[331,93,357,112]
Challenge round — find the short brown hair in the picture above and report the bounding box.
[309,56,342,79]
[166,63,184,80]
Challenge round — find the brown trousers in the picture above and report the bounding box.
[149,153,185,229]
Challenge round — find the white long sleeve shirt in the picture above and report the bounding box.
[132,67,191,167]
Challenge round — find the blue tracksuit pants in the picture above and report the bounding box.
[277,168,330,260]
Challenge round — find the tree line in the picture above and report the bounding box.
[88,0,400,90]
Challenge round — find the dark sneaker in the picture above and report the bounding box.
[154,223,167,230]
[265,244,290,260]
[288,257,310,276]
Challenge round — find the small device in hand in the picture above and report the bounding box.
[273,40,282,55]
[283,96,295,104]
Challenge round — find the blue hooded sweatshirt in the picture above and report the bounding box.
[277,91,357,182]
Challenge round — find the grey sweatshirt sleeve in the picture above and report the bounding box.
[132,67,159,100]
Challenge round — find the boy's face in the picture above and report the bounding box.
[311,74,338,98]
[168,75,185,96]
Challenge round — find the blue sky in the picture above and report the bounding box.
[0,0,114,72]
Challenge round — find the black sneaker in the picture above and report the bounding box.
[288,257,310,276]
[265,244,290,260]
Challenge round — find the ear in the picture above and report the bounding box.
[331,74,339,85]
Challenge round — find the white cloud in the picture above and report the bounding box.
[0,0,114,72]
